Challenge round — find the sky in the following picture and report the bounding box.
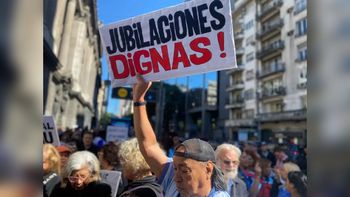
[97,0,217,114]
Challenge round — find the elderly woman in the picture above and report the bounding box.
[51,151,111,197]
[43,144,61,197]
[117,138,163,197]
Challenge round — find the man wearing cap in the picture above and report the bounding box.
[132,75,229,197]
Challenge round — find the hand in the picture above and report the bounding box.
[133,75,152,102]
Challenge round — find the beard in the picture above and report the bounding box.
[223,168,238,185]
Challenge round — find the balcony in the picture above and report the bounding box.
[257,0,283,20]
[258,63,285,79]
[226,64,244,75]
[257,40,284,59]
[234,31,244,41]
[225,118,256,127]
[226,81,245,92]
[225,98,245,109]
[257,19,284,39]
[259,109,307,122]
[259,86,286,100]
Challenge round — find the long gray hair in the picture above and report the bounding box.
[211,163,226,191]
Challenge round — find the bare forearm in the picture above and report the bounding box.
[133,105,158,149]
[133,103,167,177]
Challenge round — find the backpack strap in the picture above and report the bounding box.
[119,184,163,197]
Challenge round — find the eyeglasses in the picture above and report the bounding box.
[68,174,90,182]
[223,160,240,166]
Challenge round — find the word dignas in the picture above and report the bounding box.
[109,37,212,79]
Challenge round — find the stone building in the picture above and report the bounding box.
[44,0,102,129]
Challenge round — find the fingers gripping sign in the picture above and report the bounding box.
[133,75,152,102]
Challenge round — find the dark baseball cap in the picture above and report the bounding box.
[174,138,216,162]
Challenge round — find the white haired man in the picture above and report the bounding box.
[215,143,248,197]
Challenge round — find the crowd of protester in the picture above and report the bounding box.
[43,76,307,197]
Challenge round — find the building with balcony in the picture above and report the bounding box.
[223,0,259,142]
[44,0,102,129]
[255,0,307,145]
[220,0,307,144]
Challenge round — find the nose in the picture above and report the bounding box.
[76,178,83,185]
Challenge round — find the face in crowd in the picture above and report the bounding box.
[240,151,254,169]
[82,133,93,147]
[173,146,214,197]
[68,166,91,190]
[218,149,240,180]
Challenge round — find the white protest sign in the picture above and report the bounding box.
[99,0,236,87]
[43,116,61,146]
[100,170,122,197]
[106,125,129,142]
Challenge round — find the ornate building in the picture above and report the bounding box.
[44,0,102,129]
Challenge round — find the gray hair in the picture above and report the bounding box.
[212,163,226,191]
[215,143,241,162]
[61,151,101,187]
[199,161,226,191]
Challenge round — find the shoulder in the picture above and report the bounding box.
[158,159,174,184]
[91,182,112,190]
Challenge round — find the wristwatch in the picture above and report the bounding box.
[134,101,147,107]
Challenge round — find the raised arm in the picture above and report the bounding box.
[132,75,168,178]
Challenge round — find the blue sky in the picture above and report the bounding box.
[97,0,217,114]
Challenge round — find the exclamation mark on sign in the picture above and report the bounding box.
[217,32,226,58]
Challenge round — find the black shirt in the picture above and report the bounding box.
[51,181,111,197]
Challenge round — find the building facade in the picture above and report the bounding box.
[44,0,102,129]
[224,0,307,145]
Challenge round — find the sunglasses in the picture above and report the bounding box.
[223,160,240,165]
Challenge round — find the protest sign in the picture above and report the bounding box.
[43,116,61,146]
[100,170,122,197]
[106,125,129,142]
[100,0,236,87]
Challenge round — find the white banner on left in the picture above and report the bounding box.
[43,116,61,146]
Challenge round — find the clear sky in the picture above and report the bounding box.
[97,0,217,114]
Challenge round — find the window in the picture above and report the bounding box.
[246,35,254,46]
[294,0,307,14]
[246,52,255,62]
[297,45,307,61]
[245,20,254,30]
[244,109,255,119]
[296,18,307,36]
[244,89,255,100]
[245,70,255,81]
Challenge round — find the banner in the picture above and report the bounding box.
[106,125,129,142]
[100,170,122,197]
[100,0,236,87]
[43,116,61,146]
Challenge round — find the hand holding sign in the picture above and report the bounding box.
[132,75,152,102]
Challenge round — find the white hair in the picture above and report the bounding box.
[62,151,101,187]
[215,143,242,161]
